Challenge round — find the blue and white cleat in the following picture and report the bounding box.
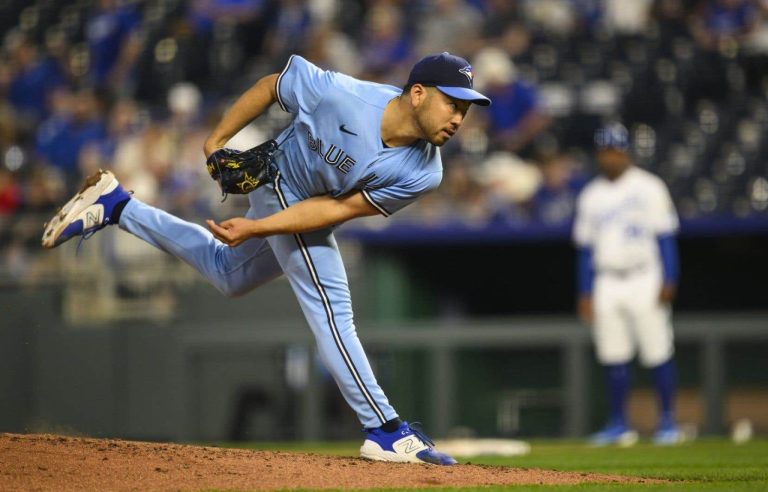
[588,423,639,447]
[42,169,130,249]
[653,424,684,446]
[360,422,457,465]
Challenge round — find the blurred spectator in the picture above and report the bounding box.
[423,158,490,222]
[478,152,541,223]
[522,0,578,36]
[77,97,142,179]
[303,23,361,74]
[162,82,219,216]
[112,120,168,206]
[521,0,606,37]
[190,0,268,29]
[652,0,695,44]
[476,3,531,60]
[572,0,605,35]
[86,0,143,90]
[473,47,551,155]
[745,0,768,48]
[529,152,587,225]
[263,0,313,63]
[0,168,21,216]
[691,0,759,52]
[416,0,483,58]
[358,2,412,82]
[481,0,523,41]
[603,0,653,35]
[7,35,66,127]
[105,98,143,155]
[134,9,210,103]
[742,1,768,92]
[685,0,759,107]
[475,151,542,222]
[34,89,107,186]
[494,23,533,60]
[187,0,277,93]
[20,166,66,213]
[421,148,543,225]
[0,104,17,153]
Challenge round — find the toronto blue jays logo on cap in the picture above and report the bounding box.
[406,53,491,106]
[459,66,474,86]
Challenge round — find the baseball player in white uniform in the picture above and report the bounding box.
[573,122,683,446]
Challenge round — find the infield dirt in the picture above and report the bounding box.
[0,433,661,490]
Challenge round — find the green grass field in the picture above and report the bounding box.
[225,438,768,491]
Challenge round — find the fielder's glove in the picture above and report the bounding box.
[206,139,278,199]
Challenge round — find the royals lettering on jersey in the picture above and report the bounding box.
[573,167,678,273]
[273,55,443,216]
[592,195,642,228]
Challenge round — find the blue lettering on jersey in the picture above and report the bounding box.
[624,224,644,239]
[307,129,357,175]
[275,55,443,215]
[595,195,642,227]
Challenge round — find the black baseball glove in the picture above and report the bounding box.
[206,139,278,198]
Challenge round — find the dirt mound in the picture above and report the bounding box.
[0,433,658,491]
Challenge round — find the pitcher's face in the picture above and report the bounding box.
[413,87,471,146]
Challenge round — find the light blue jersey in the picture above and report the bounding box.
[274,55,443,216]
[58,51,487,459]
[117,55,466,431]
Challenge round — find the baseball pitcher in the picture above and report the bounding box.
[42,53,490,465]
[574,122,683,446]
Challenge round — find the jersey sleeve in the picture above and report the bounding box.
[576,246,595,295]
[275,55,332,115]
[361,171,443,217]
[649,179,679,235]
[572,190,594,246]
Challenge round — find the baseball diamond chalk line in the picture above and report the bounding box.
[0,433,663,491]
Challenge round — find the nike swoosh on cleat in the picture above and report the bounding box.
[339,124,358,136]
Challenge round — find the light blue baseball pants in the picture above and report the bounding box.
[118,173,398,428]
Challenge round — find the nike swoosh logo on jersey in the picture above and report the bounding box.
[339,124,358,136]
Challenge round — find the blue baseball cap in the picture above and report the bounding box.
[594,122,630,151]
[406,52,491,106]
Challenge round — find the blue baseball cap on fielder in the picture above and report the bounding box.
[594,122,630,151]
[406,52,491,106]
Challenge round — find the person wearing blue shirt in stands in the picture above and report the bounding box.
[530,153,587,225]
[35,89,107,182]
[86,0,142,87]
[474,47,549,154]
[8,38,66,123]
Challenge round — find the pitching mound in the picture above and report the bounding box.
[1,433,658,490]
